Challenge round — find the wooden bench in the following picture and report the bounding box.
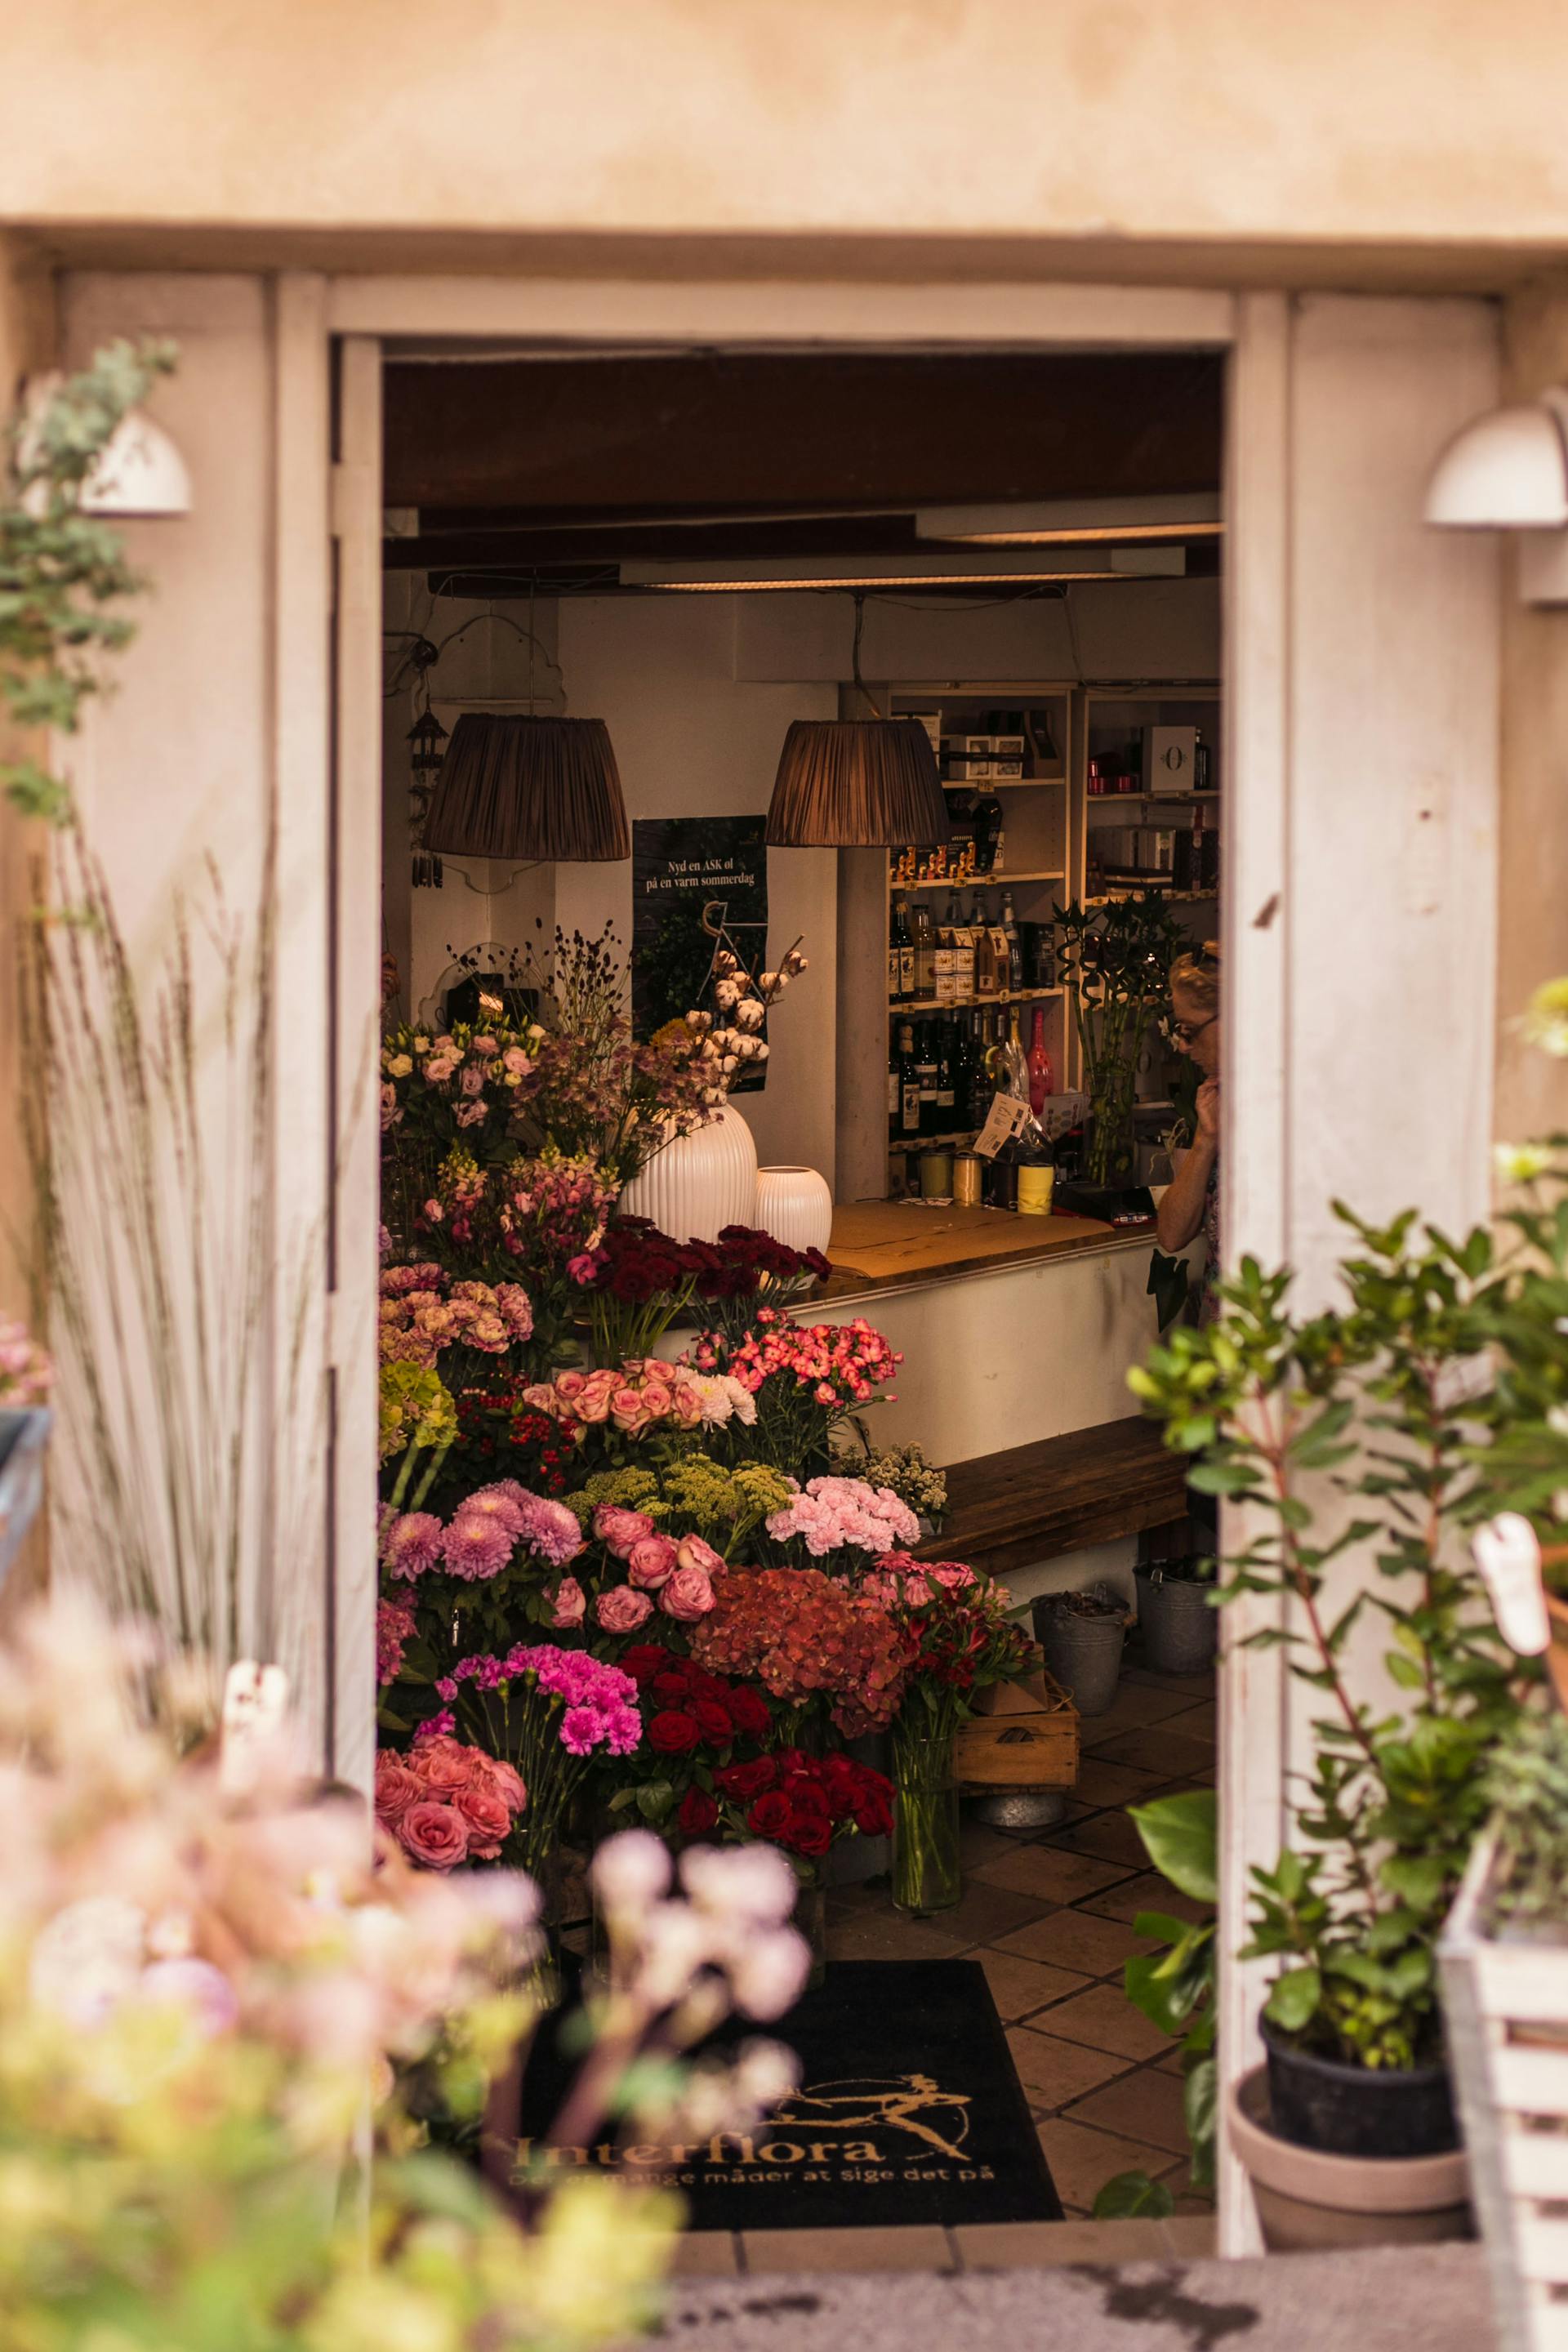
[911,1414,1189,1582]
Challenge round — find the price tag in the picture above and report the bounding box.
[973,1093,1031,1160]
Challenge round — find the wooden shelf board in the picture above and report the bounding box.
[1084,888,1218,906]
[893,868,1066,892]
[888,986,1065,1012]
[1087,791,1221,807]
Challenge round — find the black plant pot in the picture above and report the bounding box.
[1260,2019,1459,2159]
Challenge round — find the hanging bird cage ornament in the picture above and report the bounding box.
[407,641,446,889]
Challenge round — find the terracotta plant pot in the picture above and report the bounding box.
[1134,1566,1218,1677]
[1227,2066,1472,2252]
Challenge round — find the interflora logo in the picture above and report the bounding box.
[518,2073,993,2185]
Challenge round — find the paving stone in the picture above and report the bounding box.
[742,2224,954,2275]
[1045,1811,1152,1867]
[825,1911,970,1964]
[1165,1697,1218,1738]
[1005,2025,1134,2110]
[1033,2114,1182,2212]
[954,2216,1172,2269]
[1033,1980,1178,2060]
[935,1875,1055,1944]
[1080,1683,1205,1735]
[1065,2063,1193,2156]
[995,1909,1156,1980]
[971,1946,1092,2021]
[1071,1758,1166,1808]
[1084,1726,1217,1776]
[973,1844,1134,1903]
[1081,1869,1212,1927]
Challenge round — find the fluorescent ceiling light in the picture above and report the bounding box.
[619,547,1185,591]
[915,493,1222,545]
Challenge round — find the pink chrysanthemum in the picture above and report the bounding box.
[380,1510,444,1579]
[440,1511,514,1583]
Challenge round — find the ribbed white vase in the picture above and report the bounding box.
[620,1101,759,1243]
[755,1165,834,1255]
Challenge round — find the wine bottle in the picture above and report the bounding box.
[893,896,915,1000]
[915,1020,938,1137]
[911,901,935,1000]
[898,1021,921,1140]
[935,1019,956,1128]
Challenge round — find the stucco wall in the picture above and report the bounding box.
[5,2,1568,270]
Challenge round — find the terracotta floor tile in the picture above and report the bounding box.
[825,1911,970,1964]
[1083,1727,1216,1777]
[1006,2025,1134,2109]
[955,2216,1173,2269]
[995,1909,1156,1980]
[1065,2063,1193,2156]
[670,2233,741,2278]
[1071,1758,1166,1809]
[972,1947,1092,2021]
[1082,1683,1205,1735]
[973,1845,1134,1904]
[1165,1698,1218,1739]
[1082,1871,1211,1927]
[1153,2047,1188,2076]
[1034,2115,1183,2212]
[1122,1661,1216,1697]
[937,1876,1055,1945]
[1046,1810,1152,1869]
[742,2225,954,2275]
[958,1820,1018,1867]
[1034,1980,1178,2061]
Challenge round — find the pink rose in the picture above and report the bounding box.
[520,1383,559,1414]
[483,1757,528,1815]
[374,1753,422,1829]
[423,1198,444,1223]
[575,1386,612,1425]
[452,1780,513,1858]
[550,1575,587,1628]
[639,1383,674,1420]
[416,1736,477,1796]
[661,1565,716,1623]
[555,1370,588,1401]
[399,1800,470,1872]
[627,1533,679,1590]
[610,1386,648,1431]
[597,1585,655,1633]
[594,1505,657,1560]
[676,1533,724,1576]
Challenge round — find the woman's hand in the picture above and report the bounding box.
[1195,1078,1221,1146]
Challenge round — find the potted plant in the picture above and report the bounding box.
[1054,893,1184,1193]
[1131,1205,1534,2247]
[1032,1584,1131,1716]
[1134,1552,1218,1677]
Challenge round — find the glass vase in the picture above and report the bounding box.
[891,1725,962,1915]
[791,1860,828,1991]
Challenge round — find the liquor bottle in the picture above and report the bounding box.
[973,896,997,998]
[952,893,976,1003]
[911,900,935,1000]
[897,1021,921,1141]
[950,1014,973,1133]
[890,896,914,1000]
[1001,891,1024,994]
[935,1019,956,1129]
[1027,1004,1055,1114]
[968,1010,991,1129]
[934,895,957,1007]
[915,1019,939,1137]
[973,792,1004,874]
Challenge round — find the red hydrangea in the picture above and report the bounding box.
[689,1566,909,1737]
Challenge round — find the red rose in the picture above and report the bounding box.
[678,1786,719,1838]
[822,1753,863,1815]
[855,1785,893,1837]
[724,1686,771,1742]
[653,1669,693,1704]
[648,1709,700,1755]
[716,1757,777,1802]
[747,1791,794,1840]
[693,1699,734,1749]
[787,1781,832,1825]
[787,1808,834,1859]
[620,1645,669,1686]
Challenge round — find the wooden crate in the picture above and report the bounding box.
[953,1664,1079,1790]
[1441,1832,1568,2352]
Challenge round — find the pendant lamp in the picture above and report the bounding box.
[422,712,630,862]
[766,596,951,849]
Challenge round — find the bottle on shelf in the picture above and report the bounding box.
[973,895,997,999]
[972,792,1004,874]
[934,896,957,1007]
[1001,891,1024,994]
[911,901,936,1001]
[895,1020,920,1142]
[967,1009,991,1130]
[1193,731,1212,795]
[1027,1004,1055,1114]
[915,1020,939,1137]
[935,1020,956,1128]
[951,892,976,1003]
[892,895,915,1000]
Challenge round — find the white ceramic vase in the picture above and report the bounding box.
[619,1101,759,1244]
[755,1165,834,1255]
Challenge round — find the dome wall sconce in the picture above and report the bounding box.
[21,372,192,519]
[1425,388,1568,604]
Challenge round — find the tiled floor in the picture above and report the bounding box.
[684,1646,1218,2275]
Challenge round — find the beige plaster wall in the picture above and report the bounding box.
[5,2,1568,269]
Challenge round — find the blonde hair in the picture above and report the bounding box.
[1169,942,1221,1015]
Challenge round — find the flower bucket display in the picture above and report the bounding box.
[890,1722,961,1916]
[1134,1562,1218,1677]
[1033,1587,1130,1716]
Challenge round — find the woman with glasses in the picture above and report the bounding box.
[1156,945,1222,1322]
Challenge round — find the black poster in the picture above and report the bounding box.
[630,814,768,1093]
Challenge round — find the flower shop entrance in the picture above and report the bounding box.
[54,265,1504,2256]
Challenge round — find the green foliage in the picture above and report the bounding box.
[1093,2171,1176,2219]
[1483,1707,1568,1930]
[1054,893,1186,1187]
[1129,1200,1542,2072]
[1120,1792,1218,2191]
[0,338,175,821]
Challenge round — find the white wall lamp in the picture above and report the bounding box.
[19,373,192,519]
[1425,389,1568,604]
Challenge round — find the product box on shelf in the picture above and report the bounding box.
[1144,724,1200,795]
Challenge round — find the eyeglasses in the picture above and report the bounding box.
[1172,1013,1218,1048]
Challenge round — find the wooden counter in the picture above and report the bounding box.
[819,1197,1152,1301]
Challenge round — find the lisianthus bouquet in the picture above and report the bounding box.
[764,1472,921,1566]
[687,1310,901,1478]
[429,1642,643,1875]
[375,1735,528,1870]
[0,1310,49,1408]
[690,1565,909,1738]
[564,1455,795,1563]
[380,1014,543,1238]
[860,1552,1035,1737]
[380,1258,535,1384]
[687,1223,833,1343]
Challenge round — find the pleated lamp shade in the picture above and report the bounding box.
[766,718,952,848]
[422,713,630,862]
